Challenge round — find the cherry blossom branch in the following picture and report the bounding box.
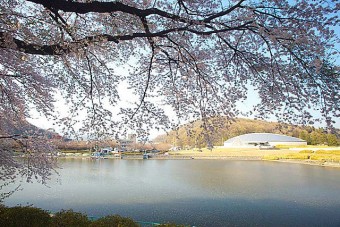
[130,50,155,119]
[1,20,256,56]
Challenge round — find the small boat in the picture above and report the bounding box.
[91,152,104,159]
[143,153,149,159]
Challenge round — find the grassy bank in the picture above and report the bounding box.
[167,146,340,167]
[168,147,297,157]
[263,149,340,162]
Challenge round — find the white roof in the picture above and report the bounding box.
[224,133,305,143]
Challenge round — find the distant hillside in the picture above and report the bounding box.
[154,118,339,147]
[0,117,61,139]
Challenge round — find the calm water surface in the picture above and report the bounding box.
[3,159,340,226]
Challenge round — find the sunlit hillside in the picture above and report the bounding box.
[154,118,339,148]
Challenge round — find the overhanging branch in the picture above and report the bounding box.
[1,23,251,55]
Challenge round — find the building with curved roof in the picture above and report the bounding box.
[223,133,307,148]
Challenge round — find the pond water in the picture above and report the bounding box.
[3,159,340,226]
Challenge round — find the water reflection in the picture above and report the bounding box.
[3,159,340,226]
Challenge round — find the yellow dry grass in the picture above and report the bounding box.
[169,147,298,157]
[262,149,340,162]
[170,146,340,163]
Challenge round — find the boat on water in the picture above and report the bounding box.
[143,153,149,159]
[91,152,107,159]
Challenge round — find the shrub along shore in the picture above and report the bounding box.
[0,206,187,227]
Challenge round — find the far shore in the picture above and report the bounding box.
[56,155,340,168]
[57,146,340,168]
[268,159,340,168]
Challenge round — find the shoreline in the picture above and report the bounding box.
[266,159,340,168]
[57,155,340,168]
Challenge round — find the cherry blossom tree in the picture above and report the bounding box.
[0,0,339,196]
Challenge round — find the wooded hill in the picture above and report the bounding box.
[0,118,61,140]
[154,118,340,148]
